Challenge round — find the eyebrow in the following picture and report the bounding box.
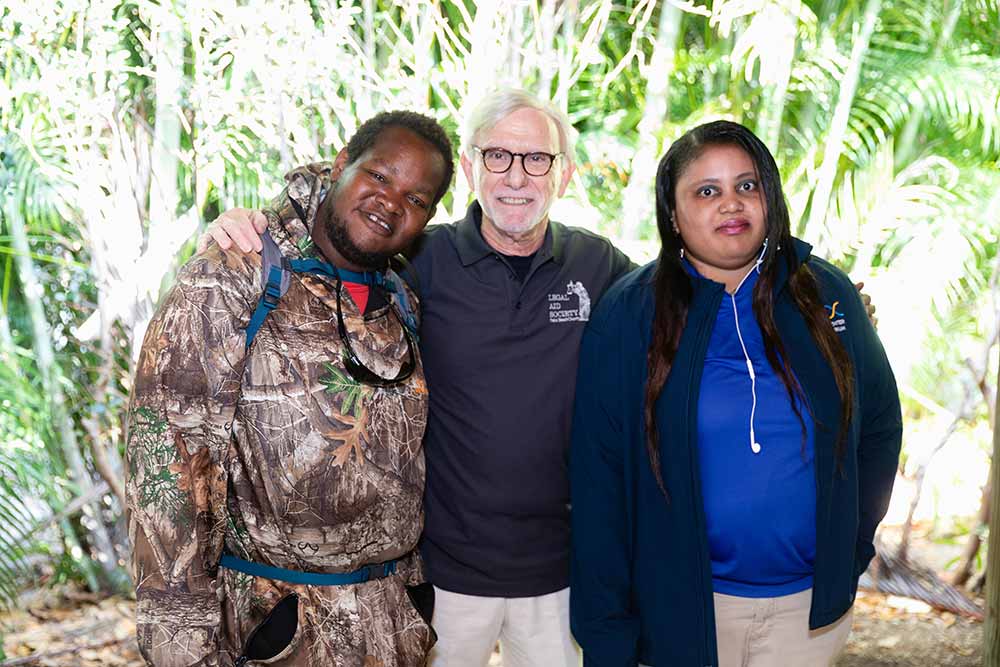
[694,171,756,184]
[371,157,399,176]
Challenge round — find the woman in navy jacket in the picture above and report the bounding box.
[569,121,901,667]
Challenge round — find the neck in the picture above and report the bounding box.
[480,215,548,256]
[688,257,757,294]
[310,234,366,272]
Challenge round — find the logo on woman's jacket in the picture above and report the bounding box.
[826,301,846,332]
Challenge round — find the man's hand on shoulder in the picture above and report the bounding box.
[196,208,269,254]
[854,281,877,328]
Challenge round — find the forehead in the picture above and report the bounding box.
[359,126,445,187]
[363,126,432,161]
[478,107,560,153]
[680,143,756,181]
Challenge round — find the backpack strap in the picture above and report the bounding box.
[390,254,422,301]
[245,231,290,350]
[245,234,420,348]
[386,274,419,340]
[388,254,421,339]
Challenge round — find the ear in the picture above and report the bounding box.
[330,147,350,181]
[556,159,575,198]
[460,152,475,189]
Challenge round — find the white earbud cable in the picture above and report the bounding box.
[730,240,768,455]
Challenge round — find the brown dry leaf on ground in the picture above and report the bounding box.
[0,585,985,667]
[835,591,983,667]
[1,589,142,666]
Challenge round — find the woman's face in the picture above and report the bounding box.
[672,143,767,282]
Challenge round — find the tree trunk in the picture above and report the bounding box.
[554,0,579,111]
[984,350,1000,664]
[3,198,123,591]
[131,1,186,358]
[0,303,14,362]
[803,0,882,238]
[619,2,682,241]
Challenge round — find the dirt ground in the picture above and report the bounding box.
[0,587,984,666]
[835,591,982,666]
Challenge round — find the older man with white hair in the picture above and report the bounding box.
[411,91,633,667]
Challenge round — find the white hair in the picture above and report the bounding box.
[461,88,578,164]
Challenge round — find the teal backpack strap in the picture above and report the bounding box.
[386,265,419,341]
[245,239,418,347]
[390,253,421,301]
[245,231,290,350]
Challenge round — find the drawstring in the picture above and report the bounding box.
[730,239,768,455]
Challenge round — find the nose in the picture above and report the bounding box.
[503,158,529,187]
[376,189,403,215]
[719,193,744,213]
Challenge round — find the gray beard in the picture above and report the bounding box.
[323,212,392,270]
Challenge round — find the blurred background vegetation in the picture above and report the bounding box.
[0,0,997,631]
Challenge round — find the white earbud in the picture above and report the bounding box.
[755,238,769,272]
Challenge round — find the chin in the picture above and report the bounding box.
[495,216,544,235]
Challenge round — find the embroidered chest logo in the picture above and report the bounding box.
[549,281,591,323]
[826,301,846,332]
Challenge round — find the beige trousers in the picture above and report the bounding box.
[713,588,853,667]
[426,586,580,667]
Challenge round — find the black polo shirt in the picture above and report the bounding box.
[408,202,634,597]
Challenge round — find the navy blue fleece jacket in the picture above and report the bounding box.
[569,239,902,667]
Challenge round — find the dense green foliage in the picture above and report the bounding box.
[0,0,997,608]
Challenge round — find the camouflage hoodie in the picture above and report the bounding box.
[125,163,433,666]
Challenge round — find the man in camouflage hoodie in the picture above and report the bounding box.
[125,112,453,666]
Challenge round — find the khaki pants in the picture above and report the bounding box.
[426,586,580,667]
[713,588,853,667]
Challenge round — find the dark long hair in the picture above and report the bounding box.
[644,120,854,499]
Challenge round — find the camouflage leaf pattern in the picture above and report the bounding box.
[126,163,432,667]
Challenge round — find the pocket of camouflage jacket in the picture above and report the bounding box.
[405,582,436,639]
[235,593,300,665]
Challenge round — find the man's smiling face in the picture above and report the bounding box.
[316,125,446,271]
[461,107,573,240]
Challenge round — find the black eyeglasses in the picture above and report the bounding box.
[473,146,563,177]
[336,278,416,387]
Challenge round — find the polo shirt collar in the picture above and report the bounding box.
[454,200,565,266]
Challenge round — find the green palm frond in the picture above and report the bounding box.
[0,353,65,609]
[847,50,1000,162]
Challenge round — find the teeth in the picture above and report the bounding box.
[499,197,529,204]
[366,213,391,232]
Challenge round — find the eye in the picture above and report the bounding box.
[526,153,547,163]
[738,180,757,192]
[407,194,428,209]
[485,149,508,161]
[697,185,717,197]
[367,170,386,183]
